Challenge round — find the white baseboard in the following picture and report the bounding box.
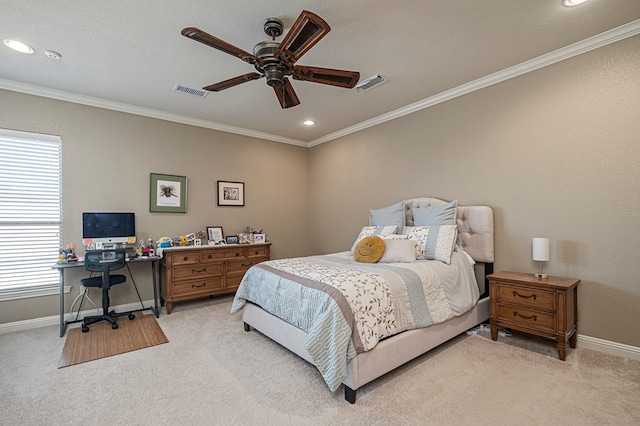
[1,308,639,361]
[578,334,640,361]
[0,299,157,336]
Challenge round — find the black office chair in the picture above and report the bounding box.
[81,248,135,332]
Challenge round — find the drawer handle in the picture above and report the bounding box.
[241,263,253,267]
[192,268,207,273]
[207,254,212,259]
[235,252,240,257]
[513,311,537,321]
[183,256,188,261]
[254,250,259,255]
[512,290,536,300]
[192,283,206,288]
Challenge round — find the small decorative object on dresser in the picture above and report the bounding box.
[238,232,253,244]
[160,243,270,314]
[487,271,580,360]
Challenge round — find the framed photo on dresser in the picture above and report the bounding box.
[206,226,224,243]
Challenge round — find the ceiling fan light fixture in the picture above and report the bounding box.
[264,64,285,87]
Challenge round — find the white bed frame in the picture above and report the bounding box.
[242,198,494,403]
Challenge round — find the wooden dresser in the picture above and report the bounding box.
[487,271,580,360]
[159,243,270,314]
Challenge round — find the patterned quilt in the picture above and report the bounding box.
[231,250,479,392]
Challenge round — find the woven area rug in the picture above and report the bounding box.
[58,313,168,368]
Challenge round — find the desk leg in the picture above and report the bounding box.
[151,260,159,318]
[59,268,66,337]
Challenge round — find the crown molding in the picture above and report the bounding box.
[308,18,640,147]
[0,78,308,147]
[1,19,638,148]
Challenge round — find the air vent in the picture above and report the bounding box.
[173,84,208,98]
[355,74,387,92]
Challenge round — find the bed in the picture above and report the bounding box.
[231,197,494,403]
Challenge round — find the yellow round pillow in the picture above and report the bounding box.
[354,235,386,263]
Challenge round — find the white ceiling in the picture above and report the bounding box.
[2,1,640,146]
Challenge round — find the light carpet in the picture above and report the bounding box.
[1,297,638,425]
[58,313,168,368]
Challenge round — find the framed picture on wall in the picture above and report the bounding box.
[150,173,187,213]
[217,180,244,206]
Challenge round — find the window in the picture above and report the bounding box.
[0,129,63,300]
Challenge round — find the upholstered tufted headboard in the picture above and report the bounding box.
[403,198,494,264]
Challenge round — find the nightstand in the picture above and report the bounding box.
[487,271,580,360]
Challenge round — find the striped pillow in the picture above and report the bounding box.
[405,225,457,264]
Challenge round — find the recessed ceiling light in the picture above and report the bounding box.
[562,0,589,6]
[302,120,316,126]
[3,39,35,54]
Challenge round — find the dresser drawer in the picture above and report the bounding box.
[497,304,555,332]
[172,263,222,281]
[497,284,555,311]
[226,257,266,275]
[172,277,224,296]
[247,246,269,258]
[214,247,246,259]
[166,251,200,265]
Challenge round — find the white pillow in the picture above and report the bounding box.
[350,225,397,253]
[379,239,417,263]
[405,225,458,264]
[381,234,408,240]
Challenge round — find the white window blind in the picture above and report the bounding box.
[0,129,62,300]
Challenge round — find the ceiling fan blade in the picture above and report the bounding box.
[203,72,263,92]
[293,66,360,88]
[275,10,330,64]
[182,27,258,64]
[273,78,300,109]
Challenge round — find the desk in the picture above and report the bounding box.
[52,256,160,337]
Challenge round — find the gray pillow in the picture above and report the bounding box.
[412,200,457,226]
[370,201,405,228]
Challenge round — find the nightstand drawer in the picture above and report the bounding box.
[497,305,555,332]
[497,284,555,311]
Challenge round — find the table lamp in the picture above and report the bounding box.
[532,237,549,279]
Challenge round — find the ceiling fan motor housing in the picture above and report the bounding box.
[253,41,291,87]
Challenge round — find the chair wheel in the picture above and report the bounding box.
[128,313,135,320]
[82,325,89,333]
[111,323,118,330]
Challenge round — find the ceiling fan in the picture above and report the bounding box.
[181,10,360,109]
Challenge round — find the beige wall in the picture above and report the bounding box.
[1,34,638,348]
[309,35,640,347]
[0,91,311,323]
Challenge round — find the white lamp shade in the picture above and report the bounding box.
[532,238,550,261]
